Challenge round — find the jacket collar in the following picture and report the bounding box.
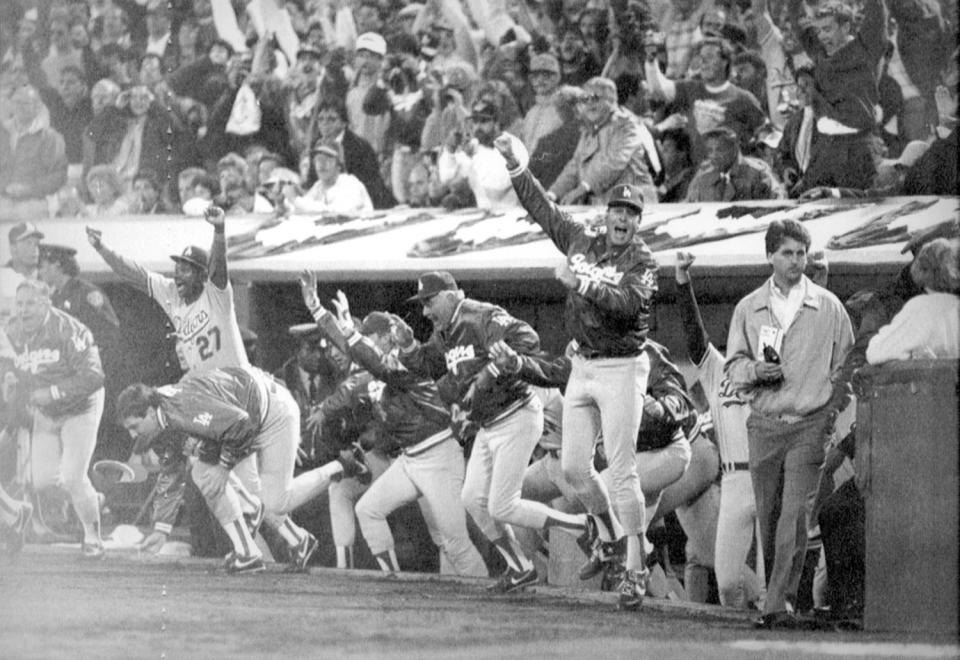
[751,274,822,312]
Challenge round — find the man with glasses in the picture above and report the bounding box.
[312,99,395,209]
[549,77,657,207]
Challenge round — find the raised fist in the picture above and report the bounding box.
[85,226,103,249]
[204,205,226,227]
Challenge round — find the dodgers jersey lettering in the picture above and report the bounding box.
[147,274,249,373]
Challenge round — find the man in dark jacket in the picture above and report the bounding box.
[311,100,396,209]
[300,277,488,577]
[497,132,659,611]
[393,270,602,593]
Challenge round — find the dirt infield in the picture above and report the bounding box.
[1,547,957,660]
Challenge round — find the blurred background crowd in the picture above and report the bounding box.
[0,0,957,223]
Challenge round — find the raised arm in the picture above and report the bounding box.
[85,226,152,293]
[205,206,228,290]
[674,252,710,365]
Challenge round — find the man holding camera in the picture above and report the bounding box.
[724,219,853,629]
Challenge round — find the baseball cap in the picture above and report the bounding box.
[356,32,387,57]
[289,322,326,346]
[529,53,560,75]
[469,100,498,122]
[702,125,740,143]
[360,311,393,336]
[9,222,44,244]
[397,3,423,19]
[311,142,343,164]
[607,184,644,213]
[406,271,458,303]
[815,1,855,22]
[264,167,300,186]
[39,243,78,262]
[170,245,209,270]
[297,45,324,60]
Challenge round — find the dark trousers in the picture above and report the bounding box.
[798,132,877,192]
[818,478,864,615]
[747,411,827,615]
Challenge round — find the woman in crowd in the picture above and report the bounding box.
[866,238,960,364]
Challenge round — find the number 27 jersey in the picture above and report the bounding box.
[147,273,249,373]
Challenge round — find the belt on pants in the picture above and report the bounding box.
[402,430,451,457]
[722,461,750,473]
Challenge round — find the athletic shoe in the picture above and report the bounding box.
[81,541,105,560]
[6,502,33,556]
[337,445,371,484]
[600,559,625,593]
[488,567,539,594]
[575,515,600,557]
[579,537,626,580]
[617,568,649,611]
[244,501,266,538]
[225,553,266,575]
[286,532,318,573]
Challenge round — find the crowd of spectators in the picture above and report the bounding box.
[1,0,956,222]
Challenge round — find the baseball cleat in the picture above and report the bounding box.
[617,568,650,611]
[337,445,371,484]
[6,502,34,556]
[225,553,266,575]
[81,541,105,560]
[244,501,266,538]
[579,537,626,580]
[487,567,539,594]
[286,532,319,573]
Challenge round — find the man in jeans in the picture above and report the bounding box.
[725,219,853,628]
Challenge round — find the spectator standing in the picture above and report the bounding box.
[42,15,85,90]
[684,125,785,201]
[312,100,396,209]
[521,53,564,157]
[438,101,518,211]
[657,128,696,202]
[558,24,602,87]
[550,77,657,207]
[34,65,91,177]
[646,36,767,167]
[796,0,887,193]
[725,219,853,629]
[0,85,68,220]
[528,85,582,189]
[662,0,716,80]
[498,133,660,611]
[346,33,391,160]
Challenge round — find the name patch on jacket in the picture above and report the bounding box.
[569,254,624,286]
[445,344,476,374]
[15,349,60,373]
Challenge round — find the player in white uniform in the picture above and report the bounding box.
[675,252,763,609]
[86,211,318,570]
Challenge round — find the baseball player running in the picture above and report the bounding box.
[395,271,602,592]
[87,209,306,563]
[4,279,105,557]
[300,271,487,576]
[496,133,659,610]
[117,366,368,572]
